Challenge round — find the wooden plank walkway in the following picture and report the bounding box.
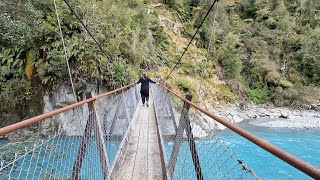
[114,95,163,180]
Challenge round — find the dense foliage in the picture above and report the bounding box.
[0,0,169,122]
[1,0,320,123]
[165,0,320,105]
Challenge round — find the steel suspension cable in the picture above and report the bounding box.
[62,0,116,68]
[165,0,220,80]
[54,0,77,102]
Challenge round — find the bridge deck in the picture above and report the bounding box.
[114,95,163,180]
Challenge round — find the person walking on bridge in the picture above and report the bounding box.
[136,72,156,107]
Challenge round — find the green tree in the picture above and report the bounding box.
[217,32,243,79]
[298,28,320,85]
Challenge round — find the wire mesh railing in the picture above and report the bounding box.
[151,84,260,179]
[1,83,320,179]
[0,106,93,179]
[0,84,139,179]
[154,83,320,180]
[95,85,140,166]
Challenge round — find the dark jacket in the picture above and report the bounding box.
[137,76,156,95]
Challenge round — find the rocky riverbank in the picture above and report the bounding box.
[197,102,320,131]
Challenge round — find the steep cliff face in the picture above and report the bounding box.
[3,85,87,139]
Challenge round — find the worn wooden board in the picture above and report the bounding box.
[113,95,163,180]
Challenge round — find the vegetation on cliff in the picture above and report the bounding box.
[0,0,169,123]
[162,0,320,106]
[1,0,320,123]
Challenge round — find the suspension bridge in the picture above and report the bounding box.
[1,0,320,179]
[0,83,319,179]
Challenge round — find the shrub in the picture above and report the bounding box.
[279,79,293,88]
[222,57,242,79]
[272,86,284,106]
[177,79,192,92]
[247,87,268,104]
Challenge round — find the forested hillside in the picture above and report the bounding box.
[0,0,167,121]
[1,0,320,122]
[162,0,320,106]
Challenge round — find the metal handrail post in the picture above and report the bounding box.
[159,83,320,179]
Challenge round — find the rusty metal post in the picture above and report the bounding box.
[168,94,203,180]
[182,94,203,180]
[71,112,92,179]
[168,109,187,178]
[87,93,109,179]
[168,95,192,178]
[71,92,109,180]
[159,83,320,179]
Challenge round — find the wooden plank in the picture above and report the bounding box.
[132,107,148,180]
[113,94,164,180]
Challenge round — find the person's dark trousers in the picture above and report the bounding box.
[141,93,149,104]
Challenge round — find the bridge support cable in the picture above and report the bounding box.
[165,0,220,80]
[158,83,320,179]
[62,0,115,68]
[71,92,109,180]
[53,0,77,102]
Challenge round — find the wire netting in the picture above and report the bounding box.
[110,85,164,180]
[1,84,262,179]
[95,85,140,167]
[0,85,139,179]
[0,106,93,179]
[151,84,260,180]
